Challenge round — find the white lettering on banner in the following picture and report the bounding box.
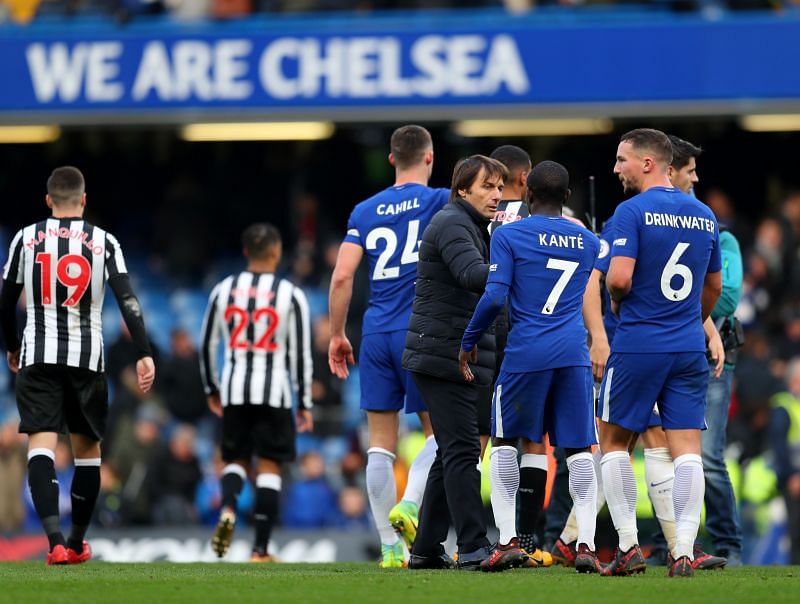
[26,34,529,105]
[90,537,336,563]
[27,42,123,103]
[259,34,529,99]
[133,40,253,101]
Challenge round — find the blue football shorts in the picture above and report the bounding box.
[492,365,597,448]
[359,331,426,414]
[598,351,708,433]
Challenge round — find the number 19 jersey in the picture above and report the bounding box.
[2,218,127,372]
[343,183,449,336]
[609,186,721,353]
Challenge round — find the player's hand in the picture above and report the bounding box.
[590,339,610,382]
[136,356,155,393]
[707,328,725,378]
[296,409,314,433]
[787,473,800,499]
[207,393,222,418]
[563,215,587,229]
[328,334,355,379]
[459,346,477,382]
[6,349,20,374]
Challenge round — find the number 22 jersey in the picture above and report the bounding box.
[609,186,721,354]
[199,272,312,409]
[343,183,449,336]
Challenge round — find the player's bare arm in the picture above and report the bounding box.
[704,317,725,378]
[606,255,636,316]
[328,242,362,379]
[701,271,722,322]
[583,268,610,382]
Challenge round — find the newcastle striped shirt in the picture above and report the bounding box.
[199,271,313,409]
[2,218,128,372]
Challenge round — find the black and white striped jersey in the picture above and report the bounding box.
[199,271,313,409]
[2,218,128,372]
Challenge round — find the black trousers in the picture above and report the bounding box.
[411,371,490,555]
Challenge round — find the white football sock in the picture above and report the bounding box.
[567,452,597,551]
[366,447,399,546]
[673,453,705,560]
[560,448,605,544]
[401,435,437,507]
[601,451,639,552]
[644,447,677,553]
[490,446,519,545]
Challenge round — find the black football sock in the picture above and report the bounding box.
[28,452,65,550]
[68,461,101,552]
[518,466,547,549]
[253,474,281,555]
[220,467,246,511]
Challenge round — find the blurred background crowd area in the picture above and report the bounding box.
[0,0,796,28]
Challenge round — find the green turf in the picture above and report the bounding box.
[1,563,797,604]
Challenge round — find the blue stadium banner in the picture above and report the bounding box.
[1,12,799,120]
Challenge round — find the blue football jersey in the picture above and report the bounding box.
[489,215,600,372]
[595,217,619,343]
[609,186,722,353]
[343,183,449,335]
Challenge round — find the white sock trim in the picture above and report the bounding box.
[222,463,248,480]
[600,450,630,465]
[367,447,396,461]
[643,447,673,463]
[520,453,548,470]
[491,445,518,457]
[566,451,593,466]
[674,453,703,468]
[28,448,55,462]
[74,458,101,467]
[256,473,282,491]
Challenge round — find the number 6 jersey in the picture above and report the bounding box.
[199,271,312,409]
[609,186,721,353]
[2,218,131,371]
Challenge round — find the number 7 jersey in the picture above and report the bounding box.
[609,186,721,353]
[2,218,128,372]
[199,271,313,409]
[344,183,449,335]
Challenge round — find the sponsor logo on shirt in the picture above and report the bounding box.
[613,238,627,246]
[489,264,498,272]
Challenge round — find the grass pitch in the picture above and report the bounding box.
[1,563,797,604]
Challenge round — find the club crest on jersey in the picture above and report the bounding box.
[598,239,610,259]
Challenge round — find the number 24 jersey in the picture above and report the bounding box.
[343,183,449,336]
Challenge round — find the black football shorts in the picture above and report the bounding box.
[16,363,108,440]
[221,404,296,463]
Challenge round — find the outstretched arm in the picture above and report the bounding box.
[328,242,362,379]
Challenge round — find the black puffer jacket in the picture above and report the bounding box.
[402,199,496,386]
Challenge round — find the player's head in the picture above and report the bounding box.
[46,166,85,210]
[490,145,531,199]
[242,222,282,264]
[388,125,434,176]
[614,128,673,196]
[667,135,702,194]
[450,155,507,219]
[526,160,571,213]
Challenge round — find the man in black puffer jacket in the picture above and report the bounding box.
[403,155,507,571]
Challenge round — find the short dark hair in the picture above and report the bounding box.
[489,145,531,177]
[449,155,508,204]
[620,128,673,166]
[668,135,703,170]
[242,223,281,259]
[390,125,433,170]
[47,166,85,206]
[527,161,569,205]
